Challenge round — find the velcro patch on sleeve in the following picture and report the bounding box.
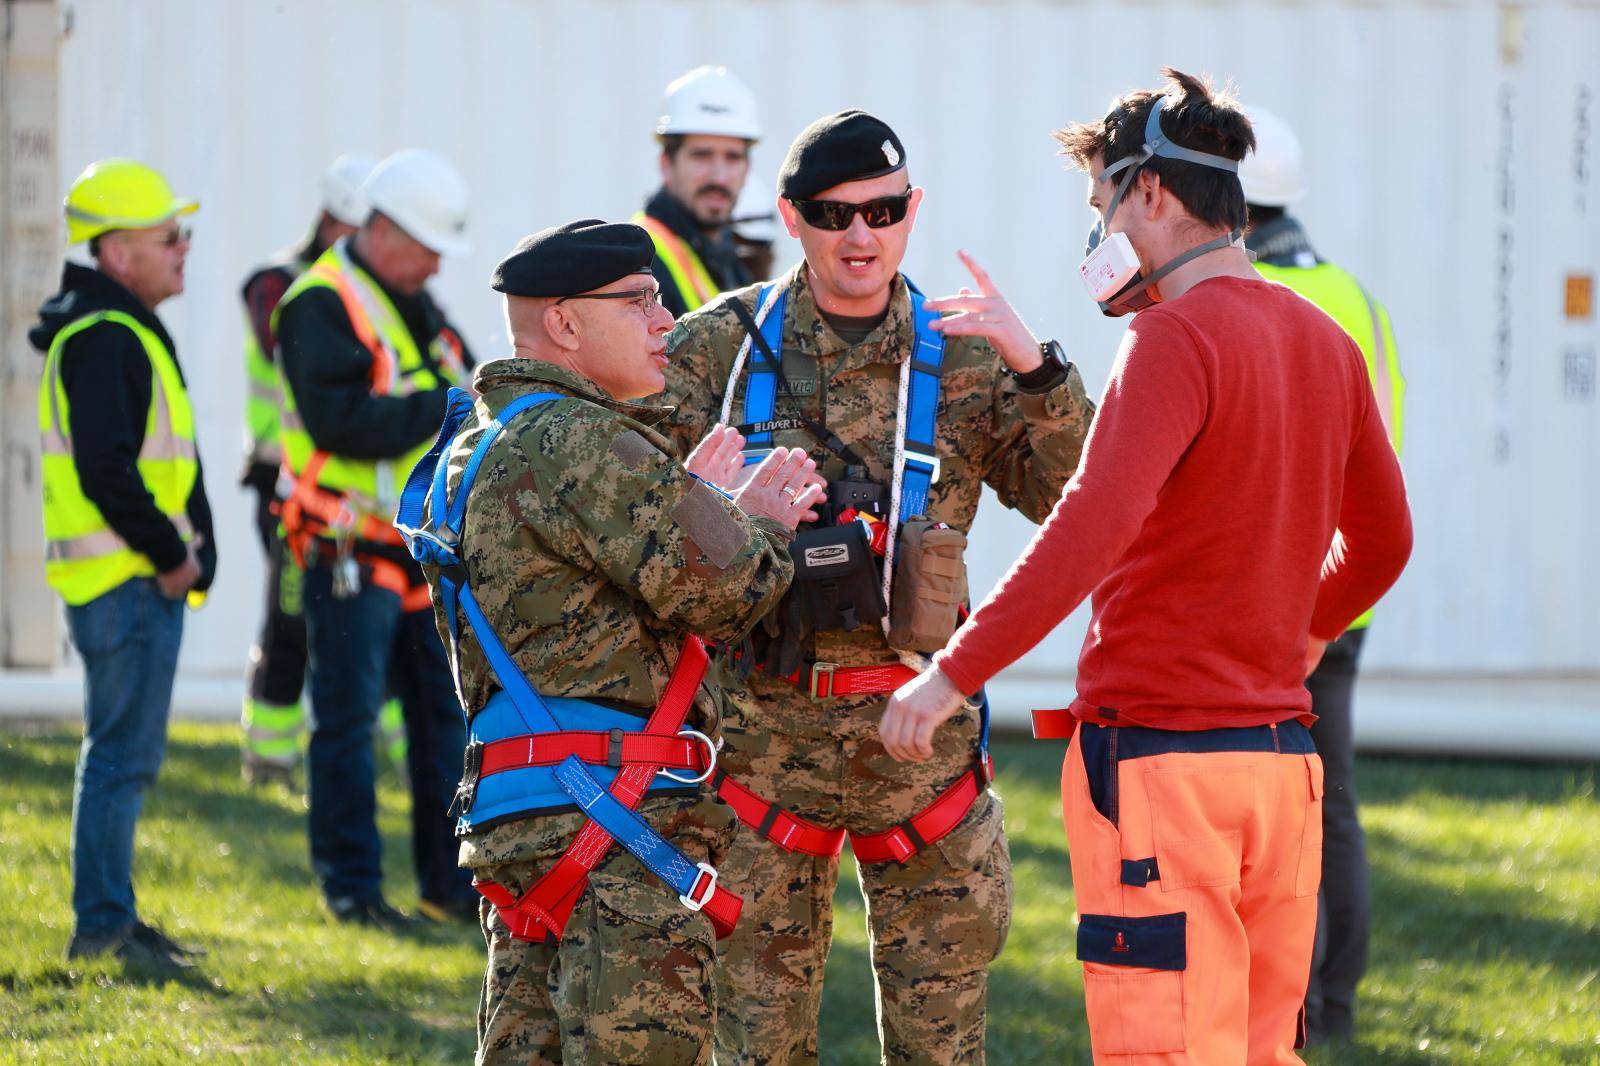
[608,429,662,470]
[1076,912,1186,971]
[671,480,747,570]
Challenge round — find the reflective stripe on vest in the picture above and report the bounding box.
[241,259,306,467]
[1256,259,1406,629]
[275,239,446,527]
[38,309,198,605]
[634,212,718,312]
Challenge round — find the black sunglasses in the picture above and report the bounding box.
[787,190,912,231]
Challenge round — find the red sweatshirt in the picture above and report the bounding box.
[936,276,1412,730]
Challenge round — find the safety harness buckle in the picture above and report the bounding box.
[808,661,838,699]
[679,862,719,913]
[657,728,718,785]
[449,740,484,819]
[606,727,625,769]
[902,448,942,485]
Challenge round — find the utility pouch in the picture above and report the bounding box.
[791,523,886,634]
[886,521,968,653]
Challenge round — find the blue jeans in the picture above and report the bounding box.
[65,577,185,937]
[303,565,472,904]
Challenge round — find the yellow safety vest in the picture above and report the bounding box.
[275,241,459,532]
[38,310,197,606]
[241,257,308,467]
[1257,260,1406,629]
[633,212,719,312]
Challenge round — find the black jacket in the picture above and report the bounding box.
[29,262,217,587]
[643,187,752,319]
[275,240,472,460]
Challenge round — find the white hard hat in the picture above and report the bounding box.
[321,152,379,226]
[1239,106,1305,208]
[656,65,761,142]
[362,149,470,256]
[731,177,777,243]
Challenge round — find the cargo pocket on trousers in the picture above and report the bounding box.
[932,792,1014,964]
[1142,765,1253,891]
[583,870,717,1015]
[1295,754,1326,897]
[1077,912,1187,1055]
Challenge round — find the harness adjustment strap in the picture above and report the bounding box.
[713,769,848,857]
[473,729,713,779]
[848,764,986,865]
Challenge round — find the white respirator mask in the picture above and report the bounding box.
[1078,97,1246,317]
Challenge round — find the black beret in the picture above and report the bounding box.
[491,219,654,297]
[778,110,907,200]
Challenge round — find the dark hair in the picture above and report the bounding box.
[88,235,105,259]
[1246,203,1286,227]
[1054,68,1255,232]
[658,134,686,160]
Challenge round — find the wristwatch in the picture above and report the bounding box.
[1012,339,1069,393]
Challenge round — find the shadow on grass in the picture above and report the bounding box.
[234,972,476,1061]
[1364,825,1600,972]
[1357,755,1598,806]
[2,723,449,920]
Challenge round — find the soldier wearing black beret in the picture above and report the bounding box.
[652,112,1096,1064]
[414,219,822,1062]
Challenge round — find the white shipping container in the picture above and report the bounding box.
[2,0,1596,753]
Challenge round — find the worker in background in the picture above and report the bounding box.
[274,149,478,928]
[1241,104,1406,1047]
[33,158,217,970]
[637,65,764,317]
[656,110,1095,1064]
[730,173,780,281]
[238,152,378,788]
[882,70,1413,1064]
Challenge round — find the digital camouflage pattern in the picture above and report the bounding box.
[419,356,794,1064]
[654,265,1093,1064]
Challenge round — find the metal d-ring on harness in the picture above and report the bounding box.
[394,387,742,942]
[711,277,993,864]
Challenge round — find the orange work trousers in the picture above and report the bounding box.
[1063,720,1323,1064]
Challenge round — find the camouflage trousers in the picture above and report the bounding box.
[471,792,736,1065]
[713,685,1013,1065]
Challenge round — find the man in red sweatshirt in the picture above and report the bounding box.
[881,69,1412,1064]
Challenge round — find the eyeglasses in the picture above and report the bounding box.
[787,190,912,231]
[111,226,192,248]
[555,287,665,314]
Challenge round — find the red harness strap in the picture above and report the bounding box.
[781,660,920,699]
[478,730,713,778]
[712,770,848,857]
[715,754,995,865]
[847,755,993,864]
[474,637,743,943]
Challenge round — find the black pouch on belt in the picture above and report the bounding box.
[791,522,886,634]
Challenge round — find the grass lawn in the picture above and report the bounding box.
[1,721,1596,1064]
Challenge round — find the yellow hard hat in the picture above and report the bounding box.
[64,158,198,245]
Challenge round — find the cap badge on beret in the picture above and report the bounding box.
[882,140,900,167]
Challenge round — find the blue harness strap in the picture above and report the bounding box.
[900,284,946,521]
[393,388,719,904]
[553,755,713,901]
[739,282,787,452]
[396,387,566,736]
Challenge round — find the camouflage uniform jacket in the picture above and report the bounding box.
[423,357,795,869]
[656,264,1095,684]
